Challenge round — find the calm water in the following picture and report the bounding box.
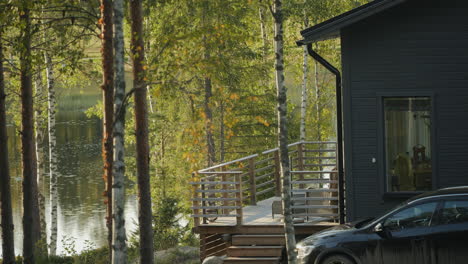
[2,101,138,256]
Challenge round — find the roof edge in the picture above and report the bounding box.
[297,0,408,46]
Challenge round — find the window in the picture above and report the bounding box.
[383,202,437,231]
[384,97,432,192]
[439,200,468,225]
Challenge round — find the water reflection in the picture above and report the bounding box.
[2,109,138,256]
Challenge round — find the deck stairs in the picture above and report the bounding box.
[224,234,285,264]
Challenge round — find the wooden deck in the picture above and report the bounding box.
[190,141,343,261]
[200,196,333,226]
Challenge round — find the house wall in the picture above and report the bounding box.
[341,0,468,221]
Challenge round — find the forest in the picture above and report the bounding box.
[0,0,368,263]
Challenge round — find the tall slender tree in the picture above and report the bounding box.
[272,0,297,263]
[19,1,42,262]
[130,0,154,263]
[100,0,114,257]
[33,68,47,241]
[300,44,308,142]
[300,15,309,142]
[202,1,216,167]
[112,0,127,262]
[44,52,59,256]
[0,27,16,264]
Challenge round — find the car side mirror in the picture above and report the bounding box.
[374,223,384,232]
[374,222,392,239]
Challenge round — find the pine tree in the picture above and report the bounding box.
[0,26,16,264]
[19,2,42,262]
[130,0,154,262]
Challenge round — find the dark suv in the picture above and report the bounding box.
[296,186,468,264]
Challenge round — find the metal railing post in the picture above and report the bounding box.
[221,167,228,214]
[297,143,305,189]
[274,150,281,196]
[235,173,243,226]
[249,157,257,205]
[192,172,200,227]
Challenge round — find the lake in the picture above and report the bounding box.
[2,89,139,256]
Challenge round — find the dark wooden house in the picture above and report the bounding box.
[298,0,468,221]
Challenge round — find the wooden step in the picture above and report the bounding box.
[224,257,280,264]
[232,234,285,246]
[227,246,283,257]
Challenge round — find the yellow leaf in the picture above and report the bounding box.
[229,93,240,100]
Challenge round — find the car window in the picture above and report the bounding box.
[439,200,468,225]
[383,202,437,231]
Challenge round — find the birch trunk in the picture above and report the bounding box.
[259,6,268,57]
[204,77,216,167]
[0,29,16,264]
[113,0,127,262]
[315,59,321,141]
[300,45,308,142]
[34,69,47,240]
[130,0,154,263]
[20,4,42,262]
[45,53,59,256]
[219,101,225,162]
[100,0,114,257]
[273,0,297,263]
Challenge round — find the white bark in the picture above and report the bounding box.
[315,59,321,141]
[273,0,297,263]
[112,0,127,262]
[300,45,308,142]
[259,6,268,57]
[45,53,59,256]
[34,69,47,240]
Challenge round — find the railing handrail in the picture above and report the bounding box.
[197,141,338,173]
[261,141,302,155]
[191,140,341,227]
[198,154,258,173]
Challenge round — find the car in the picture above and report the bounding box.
[296,186,468,264]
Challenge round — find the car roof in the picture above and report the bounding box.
[408,186,468,204]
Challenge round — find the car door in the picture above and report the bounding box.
[378,201,438,264]
[430,198,468,264]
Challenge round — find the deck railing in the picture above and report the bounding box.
[191,141,341,226]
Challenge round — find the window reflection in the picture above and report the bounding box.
[383,202,437,231]
[384,97,432,192]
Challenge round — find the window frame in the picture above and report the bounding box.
[377,93,437,198]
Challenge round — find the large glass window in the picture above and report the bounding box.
[384,97,432,192]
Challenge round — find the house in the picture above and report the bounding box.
[297,0,468,221]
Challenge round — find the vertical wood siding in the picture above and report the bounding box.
[342,0,468,220]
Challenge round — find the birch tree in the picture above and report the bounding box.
[100,0,114,256]
[300,45,308,142]
[130,0,155,262]
[34,69,47,240]
[113,0,127,262]
[44,52,60,256]
[272,0,297,262]
[0,27,16,264]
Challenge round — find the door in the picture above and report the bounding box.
[431,199,468,264]
[378,201,438,264]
